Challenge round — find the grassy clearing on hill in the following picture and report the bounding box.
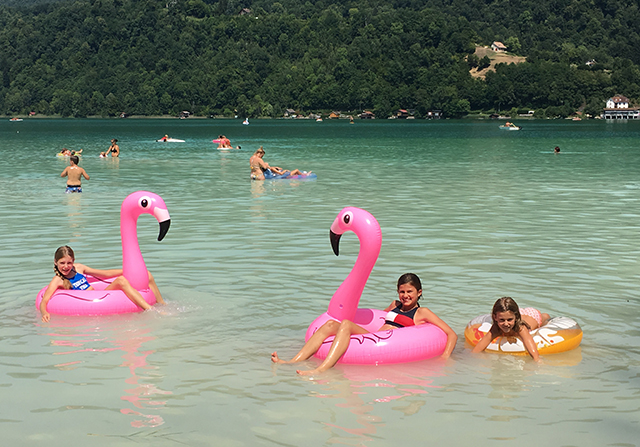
[470,46,527,79]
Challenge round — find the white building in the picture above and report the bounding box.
[603,95,639,119]
[491,41,507,52]
[606,95,629,109]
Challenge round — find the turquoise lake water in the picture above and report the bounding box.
[0,118,638,446]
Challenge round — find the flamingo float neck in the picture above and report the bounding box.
[327,207,382,321]
[120,191,171,291]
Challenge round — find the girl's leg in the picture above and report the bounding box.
[297,320,369,375]
[106,276,152,310]
[148,272,164,305]
[272,320,343,364]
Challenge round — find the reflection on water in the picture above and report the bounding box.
[40,317,171,429]
[288,362,444,445]
[63,193,85,239]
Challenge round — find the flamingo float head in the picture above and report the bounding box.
[327,207,382,321]
[121,191,171,290]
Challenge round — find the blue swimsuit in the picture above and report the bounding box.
[67,271,91,290]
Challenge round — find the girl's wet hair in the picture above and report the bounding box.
[492,296,530,331]
[397,273,422,299]
[54,245,75,289]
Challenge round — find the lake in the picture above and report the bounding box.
[0,118,638,446]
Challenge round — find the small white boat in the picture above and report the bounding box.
[499,125,521,131]
[242,118,249,125]
[9,117,23,122]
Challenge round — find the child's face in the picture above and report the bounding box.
[397,283,421,309]
[55,255,74,277]
[494,310,516,333]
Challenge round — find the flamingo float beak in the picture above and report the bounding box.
[154,207,171,241]
[158,219,171,241]
[330,230,341,256]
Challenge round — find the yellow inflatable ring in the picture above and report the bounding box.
[465,314,583,355]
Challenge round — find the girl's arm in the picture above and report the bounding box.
[383,300,400,312]
[40,277,63,322]
[415,307,458,359]
[472,329,497,354]
[76,263,122,279]
[518,327,541,361]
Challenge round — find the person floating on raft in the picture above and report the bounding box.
[58,148,82,156]
[39,246,164,322]
[472,297,550,361]
[249,146,311,180]
[272,273,457,375]
[217,135,232,149]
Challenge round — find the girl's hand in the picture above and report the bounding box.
[41,312,51,323]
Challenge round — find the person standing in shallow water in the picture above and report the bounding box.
[109,139,120,157]
[60,155,89,193]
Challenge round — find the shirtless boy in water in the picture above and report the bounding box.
[60,155,89,193]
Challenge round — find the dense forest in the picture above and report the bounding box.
[0,0,639,118]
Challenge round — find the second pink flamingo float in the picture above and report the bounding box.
[305,207,447,365]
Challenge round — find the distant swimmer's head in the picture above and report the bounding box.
[554,146,560,153]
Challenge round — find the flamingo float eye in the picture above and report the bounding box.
[138,196,151,209]
[342,211,353,226]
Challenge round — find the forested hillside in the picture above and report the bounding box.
[1,0,639,118]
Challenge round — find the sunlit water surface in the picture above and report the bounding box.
[0,118,638,446]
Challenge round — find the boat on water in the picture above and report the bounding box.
[242,118,249,125]
[9,117,23,122]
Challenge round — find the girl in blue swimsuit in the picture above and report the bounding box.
[39,246,164,322]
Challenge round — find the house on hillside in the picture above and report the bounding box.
[329,111,341,119]
[359,111,375,119]
[491,41,507,52]
[394,109,412,119]
[602,95,640,119]
[426,110,442,119]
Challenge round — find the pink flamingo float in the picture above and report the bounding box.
[36,191,170,315]
[304,207,447,365]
